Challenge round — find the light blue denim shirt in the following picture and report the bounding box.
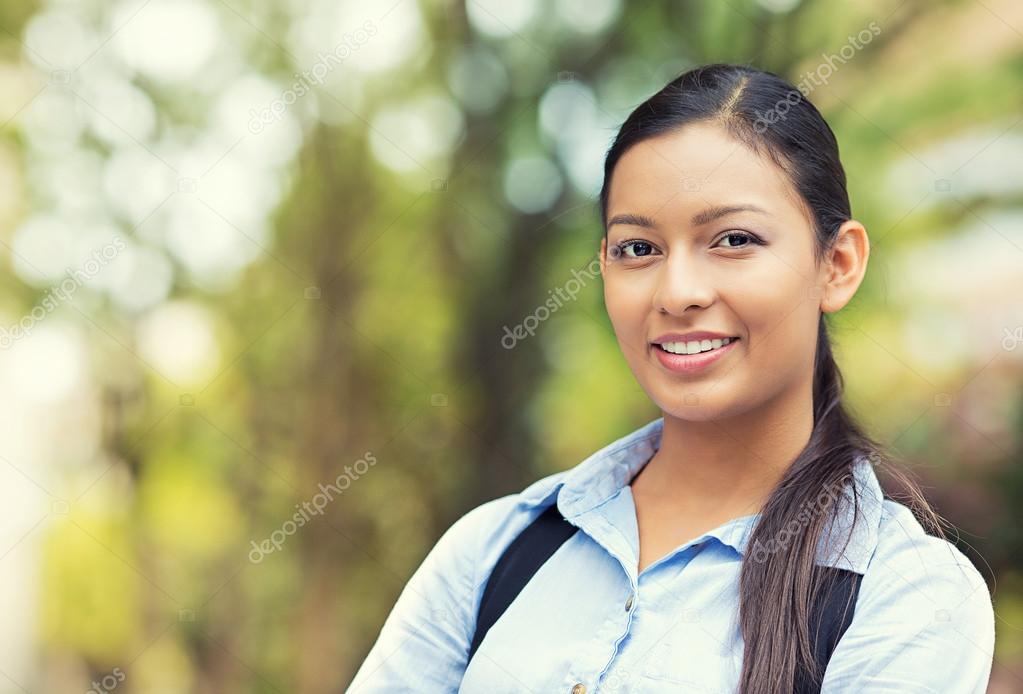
[347,417,995,693]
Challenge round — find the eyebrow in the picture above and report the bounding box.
[607,204,770,230]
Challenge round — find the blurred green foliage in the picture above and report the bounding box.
[0,0,1021,692]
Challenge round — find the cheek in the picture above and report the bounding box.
[604,277,647,323]
[604,279,652,356]
[728,272,817,353]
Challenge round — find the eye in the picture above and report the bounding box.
[714,231,763,249]
[610,239,659,260]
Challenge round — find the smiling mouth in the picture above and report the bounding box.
[653,337,740,356]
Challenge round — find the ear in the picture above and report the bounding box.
[821,219,869,314]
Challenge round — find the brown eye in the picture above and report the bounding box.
[614,240,658,259]
[715,231,762,249]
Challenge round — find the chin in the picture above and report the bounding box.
[650,389,724,422]
[650,386,748,423]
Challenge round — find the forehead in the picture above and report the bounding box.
[607,122,807,224]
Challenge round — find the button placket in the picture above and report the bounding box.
[576,582,637,693]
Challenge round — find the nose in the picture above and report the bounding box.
[652,252,716,315]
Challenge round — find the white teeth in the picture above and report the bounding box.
[659,337,734,355]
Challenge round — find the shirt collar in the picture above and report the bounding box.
[519,416,883,575]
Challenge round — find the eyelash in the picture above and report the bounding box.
[609,231,765,260]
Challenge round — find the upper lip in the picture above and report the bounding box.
[652,331,739,344]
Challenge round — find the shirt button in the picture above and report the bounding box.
[571,684,586,694]
[624,594,634,611]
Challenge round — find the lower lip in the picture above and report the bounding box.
[652,339,740,374]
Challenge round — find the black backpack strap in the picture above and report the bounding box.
[467,502,578,663]
[794,566,863,693]
[466,502,862,693]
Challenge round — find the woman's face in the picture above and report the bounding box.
[600,122,851,422]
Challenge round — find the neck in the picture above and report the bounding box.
[632,379,816,520]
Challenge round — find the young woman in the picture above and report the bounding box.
[347,64,995,693]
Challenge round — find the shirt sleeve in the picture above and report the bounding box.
[345,495,518,693]
[821,508,995,693]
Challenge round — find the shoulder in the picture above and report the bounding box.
[346,479,566,689]
[822,497,995,691]
[858,497,993,640]
[428,467,574,581]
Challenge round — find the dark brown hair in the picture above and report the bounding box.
[598,63,946,693]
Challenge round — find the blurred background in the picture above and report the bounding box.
[0,0,1021,691]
